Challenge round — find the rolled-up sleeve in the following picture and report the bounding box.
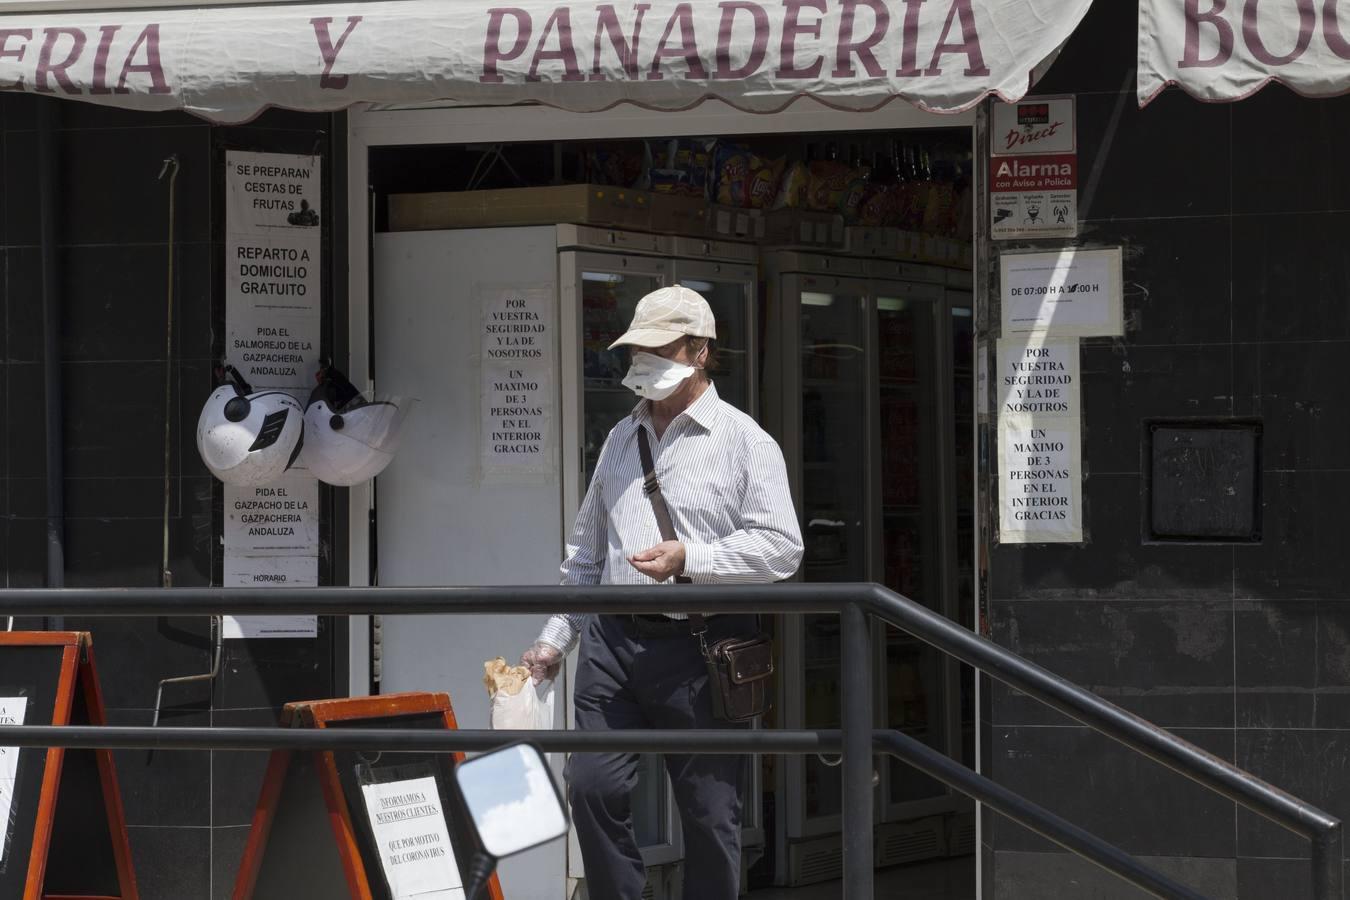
[683,439,803,583]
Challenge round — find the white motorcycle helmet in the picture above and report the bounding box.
[196,366,304,486]
[301,362,412,487]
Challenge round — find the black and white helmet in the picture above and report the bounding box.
[196,366,304,486]
[301,362,412,487]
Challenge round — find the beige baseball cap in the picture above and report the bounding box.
[608,285,717,349]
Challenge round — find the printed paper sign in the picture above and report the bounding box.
[1000,248,1122,337]
[480,285,556,478]
[996,337,1079,419]
[223,150,324,608]
[990,96,1077,239]
[224,474,320,556]
[0,697,27,863]
[225,151,323,391]
[221,615,318,640]
[997,420,1082,543]
[361,776,465,900]
[222,556,318,639]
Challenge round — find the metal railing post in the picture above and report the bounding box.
[841,602,874,898]
[1311,822,1343,900]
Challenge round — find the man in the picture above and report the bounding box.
[521,285,803,900]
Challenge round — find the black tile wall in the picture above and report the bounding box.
[1231,213,1350,343]
[213,633,333,711]
[1230,90,1350,214]
[1079,343,1234,475]
[211,826,252,900]
[1080,217,1232,348]
[125,825,211,900]
[211,708,283,828]
[988,4,1350,896]
[4,131,41,247]
[0,93,338,893]
[1030,0,1137,96]
[990,473,1236,599]
[1074,90,1232,222]
[1235,471,1350,599]
[993,850,1238,900]
[1236,729,1350,859]
[992,600,1234,729]
[5,247,43,361]
[1234,600,1317,729]
[988,726,1237,858]
[106,708,212,828]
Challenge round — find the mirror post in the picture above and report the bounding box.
[464,851,495,900]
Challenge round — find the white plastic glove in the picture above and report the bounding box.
[521,641,563,684]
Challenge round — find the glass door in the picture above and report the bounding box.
[792,273,870,836]
[669,260,757,418]
[671,258,763,850]
[561,250,682,865]
[872,279,950,814]
[949,290,977,772]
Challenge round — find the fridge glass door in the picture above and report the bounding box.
[572,254,679,860]
[797,280,869,825]
[874,285,948,807]
[671,260,763,844]
[670,263,756,417]
[580,264,668,481]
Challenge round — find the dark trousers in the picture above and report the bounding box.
[568,613,756,900]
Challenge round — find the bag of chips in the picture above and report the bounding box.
[715,144,785,208]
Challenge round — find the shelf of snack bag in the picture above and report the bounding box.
[387,135,974,268]
[645,136,973,266]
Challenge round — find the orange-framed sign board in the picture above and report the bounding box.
[233,691,504,900]
[0,632,137,900]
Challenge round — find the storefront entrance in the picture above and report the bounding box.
[349,104,978,897]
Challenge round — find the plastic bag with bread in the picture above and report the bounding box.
[483,657,554,730]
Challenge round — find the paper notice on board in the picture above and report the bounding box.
[997,419,1082,543]
[480,284,556,479]
[0,697,27,863]
[224,474,320,556]
[222,546,318,639]
[225,151,323,391]
[1000,248,1122,337]
[361,776,465,900]
[996,337,1080,420]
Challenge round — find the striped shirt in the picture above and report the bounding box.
[537,382,804,654]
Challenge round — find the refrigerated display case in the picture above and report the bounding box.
[557,225,761,871]
[761,250,975,884]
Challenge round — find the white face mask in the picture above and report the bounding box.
[622,351,698,401]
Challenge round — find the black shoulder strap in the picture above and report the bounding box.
[635,426,696,593]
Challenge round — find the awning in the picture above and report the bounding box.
[0,0,1093,124]
[1139,0,1350,106]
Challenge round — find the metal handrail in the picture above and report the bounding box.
[0,584,1339,900]
[0,724,1206,900]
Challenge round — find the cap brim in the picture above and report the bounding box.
[608,328,686,350]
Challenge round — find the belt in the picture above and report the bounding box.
[623,614,717,638]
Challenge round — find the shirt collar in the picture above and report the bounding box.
[630,382,723,432]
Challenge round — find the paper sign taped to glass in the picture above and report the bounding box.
[361,774,465,900]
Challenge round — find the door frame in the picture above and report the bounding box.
[346,104,975,659]
[344,97,982,890]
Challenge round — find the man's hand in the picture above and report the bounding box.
[521,641,563,684]
[628,541,686,582]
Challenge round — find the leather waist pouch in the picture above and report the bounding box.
[704,634,774,723]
